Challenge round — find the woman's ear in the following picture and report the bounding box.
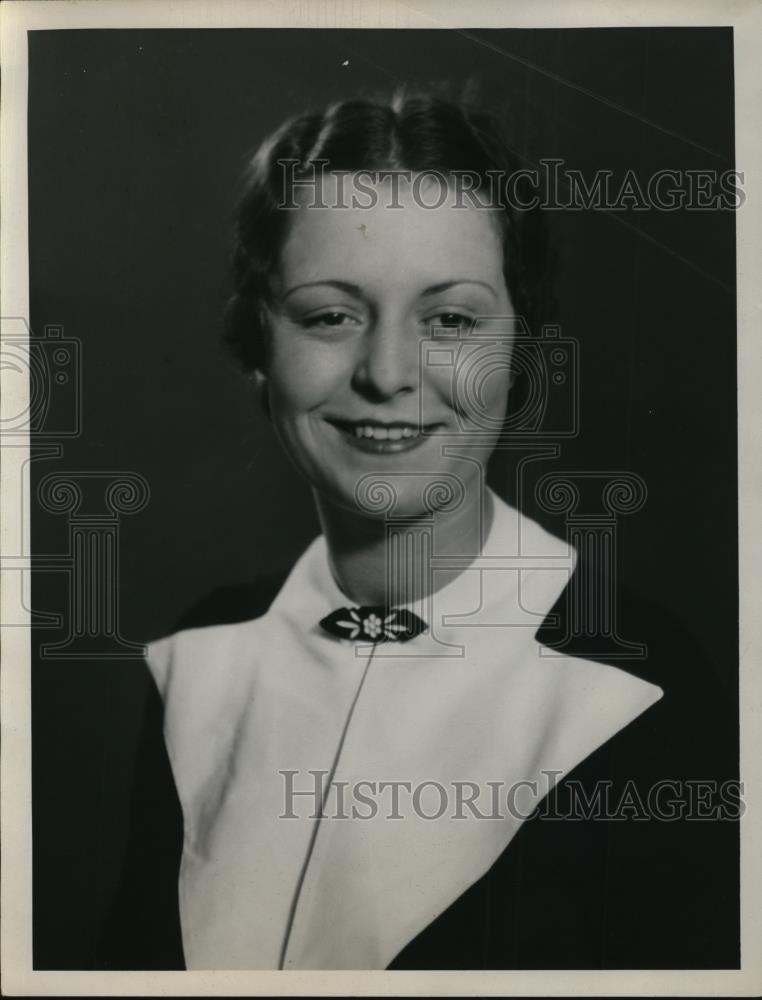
[252,368,271,420]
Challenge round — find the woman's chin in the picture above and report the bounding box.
[313,474,468,524]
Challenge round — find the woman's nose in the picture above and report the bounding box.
[351,317,418,401]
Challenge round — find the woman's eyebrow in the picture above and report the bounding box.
[421,280,497,298]
[282,280,363,300]
[281,279,498,301]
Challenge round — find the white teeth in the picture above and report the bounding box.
[352,425,419,440]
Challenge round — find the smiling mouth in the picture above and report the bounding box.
[326,418,443,453]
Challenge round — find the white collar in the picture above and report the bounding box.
[147,491,664,970]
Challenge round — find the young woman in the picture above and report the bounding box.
[99,91,738,972]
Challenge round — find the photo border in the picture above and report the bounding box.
[2,1,760,995]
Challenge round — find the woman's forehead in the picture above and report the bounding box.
[278,172,506,290]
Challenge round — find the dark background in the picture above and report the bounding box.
[28,28,737,968]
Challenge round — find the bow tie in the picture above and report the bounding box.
[319,606,428,643]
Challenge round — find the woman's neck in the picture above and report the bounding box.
[315,486,495,607]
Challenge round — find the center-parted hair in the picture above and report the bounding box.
[223,89,555,376]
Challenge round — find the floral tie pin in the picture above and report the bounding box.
[319,606,428,643]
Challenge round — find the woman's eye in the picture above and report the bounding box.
[302,311,359,329]
[428,312,473,330]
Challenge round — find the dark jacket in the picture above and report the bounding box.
[97,565,740,970]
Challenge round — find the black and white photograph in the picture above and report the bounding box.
[1,0,760,995]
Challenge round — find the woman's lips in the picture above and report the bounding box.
[326,418,443,454]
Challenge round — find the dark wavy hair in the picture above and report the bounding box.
[222,88,555,381]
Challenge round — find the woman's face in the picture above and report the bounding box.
[263,174,515,519]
